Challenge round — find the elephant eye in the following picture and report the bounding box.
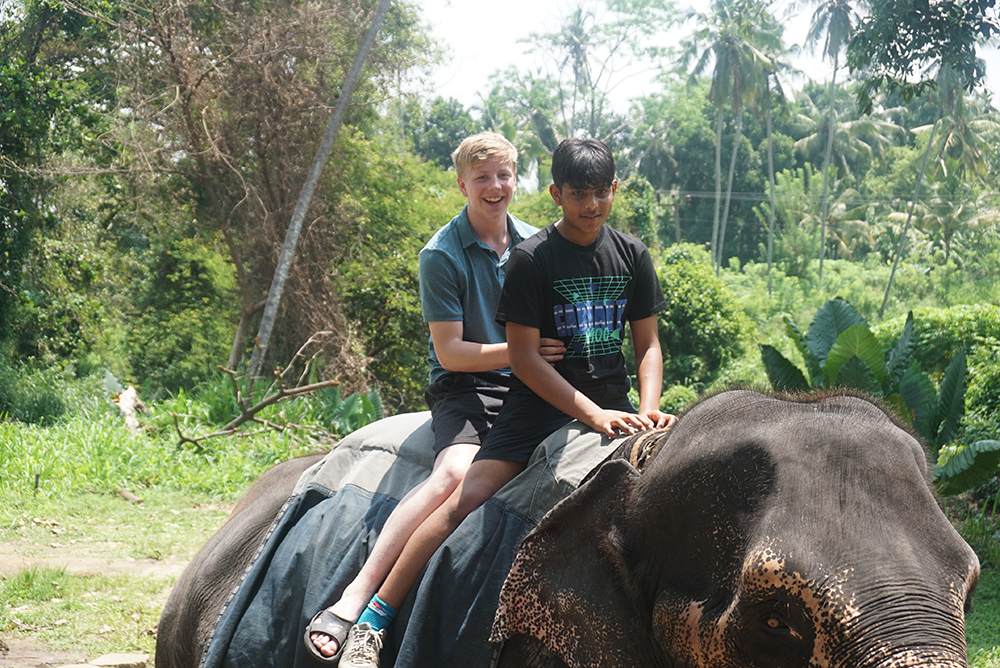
[764,615,787,631]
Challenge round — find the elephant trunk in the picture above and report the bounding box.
[830,591,969,668]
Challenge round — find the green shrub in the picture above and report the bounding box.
[334,152,463,412]
[608,174,661,250]
[876,304,1000,452]
[125,237,236,396]
[0,363,67,425]
[875,304,1000,377]
[145,369,384,446]
[660,384,698,415]
[656,244,756,388]
[511,188,560,229]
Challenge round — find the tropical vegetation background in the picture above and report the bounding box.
[1,0,999,662]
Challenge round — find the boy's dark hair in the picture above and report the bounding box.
[551,138,616,190]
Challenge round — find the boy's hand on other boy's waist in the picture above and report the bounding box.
[538,337,566,365]
[592,410,654,438]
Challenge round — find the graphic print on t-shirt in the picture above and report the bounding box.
[551,276,631,359]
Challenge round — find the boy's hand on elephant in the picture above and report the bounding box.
[538,338,566,365]
[592,410,653,438]
[641,410,677,430]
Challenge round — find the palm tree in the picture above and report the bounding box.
[803,0,858,283]
[879,63,996,318]
[794,91,901,268]
[910,71,1000,185]
[794,90,901,187]
[679,0,780,273]
[753,40,794,292]
[527,0,676,140]
[886,162,1000,265]
[477,71,559,183]
[823,189,874,260]
[753,165,822,278]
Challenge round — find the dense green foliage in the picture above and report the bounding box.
[0,372,385,501]
[125,238,236,395]
[655,244,756,388]
[1,0,998,412]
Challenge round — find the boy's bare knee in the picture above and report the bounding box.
[431,444,478,491]
[435,460,470,489]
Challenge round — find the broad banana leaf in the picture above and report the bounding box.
[783,316,823,385]
[760,345,809,392]
[806,297,865,365]
[935,347,967,447]
[898,363,939,452]
[824,323,887,388]
[835,356,883,396]
[936,440,1000,495]
[885,312,914,392]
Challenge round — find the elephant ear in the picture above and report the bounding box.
[491,459,649,668]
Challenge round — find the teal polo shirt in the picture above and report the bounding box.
[419,205,538,384]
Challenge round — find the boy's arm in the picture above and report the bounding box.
[507,322,652,437]
[430,321,565,373]
[629,315,675,429]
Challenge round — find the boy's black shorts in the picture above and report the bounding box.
[474,380,633,464]
[424,371,509,455]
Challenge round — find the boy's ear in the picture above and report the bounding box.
[548,183,562,205]
[457,173,469,199]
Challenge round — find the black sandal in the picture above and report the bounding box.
[304,608,352,663]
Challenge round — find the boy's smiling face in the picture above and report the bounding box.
[549,180,617,245]
[457,159,516,224]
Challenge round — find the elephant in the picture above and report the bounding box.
[155,390,979,668]
[155,452,324,668]
[491,389,980,668]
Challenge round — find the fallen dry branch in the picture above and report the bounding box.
[173,370,339,448]
[174,331,342,447]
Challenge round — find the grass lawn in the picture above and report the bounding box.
[0,489,230,661]
[968,566,1000,668]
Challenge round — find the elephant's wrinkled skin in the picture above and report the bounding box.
[155,453,323,668]
[491,390,980,668]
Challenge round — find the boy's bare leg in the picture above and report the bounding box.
[376,458,526,610]
[310,443,479,657]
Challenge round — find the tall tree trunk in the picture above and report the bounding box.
[765,88,777,295]
[717,109,742,276]
[247,0,393,378]
[878,115,940,319]
[817,59,838,285]
[712,110,724,268]
[221,224,259,369]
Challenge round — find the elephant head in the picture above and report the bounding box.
[491,390,980,668]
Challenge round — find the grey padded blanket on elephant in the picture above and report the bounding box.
[198,411,621,668]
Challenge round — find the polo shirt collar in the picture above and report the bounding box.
[455,205,525,250]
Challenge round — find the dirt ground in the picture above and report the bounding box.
[0,635,88,668]
[0,553,188,580]
[0,550,186,668]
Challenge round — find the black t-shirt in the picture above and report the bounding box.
[495,223,666,395]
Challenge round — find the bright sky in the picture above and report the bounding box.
[414,0,1000,114]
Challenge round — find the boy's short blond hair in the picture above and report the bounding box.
[451,132,518,177]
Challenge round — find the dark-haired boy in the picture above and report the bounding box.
[336,137,673,668]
